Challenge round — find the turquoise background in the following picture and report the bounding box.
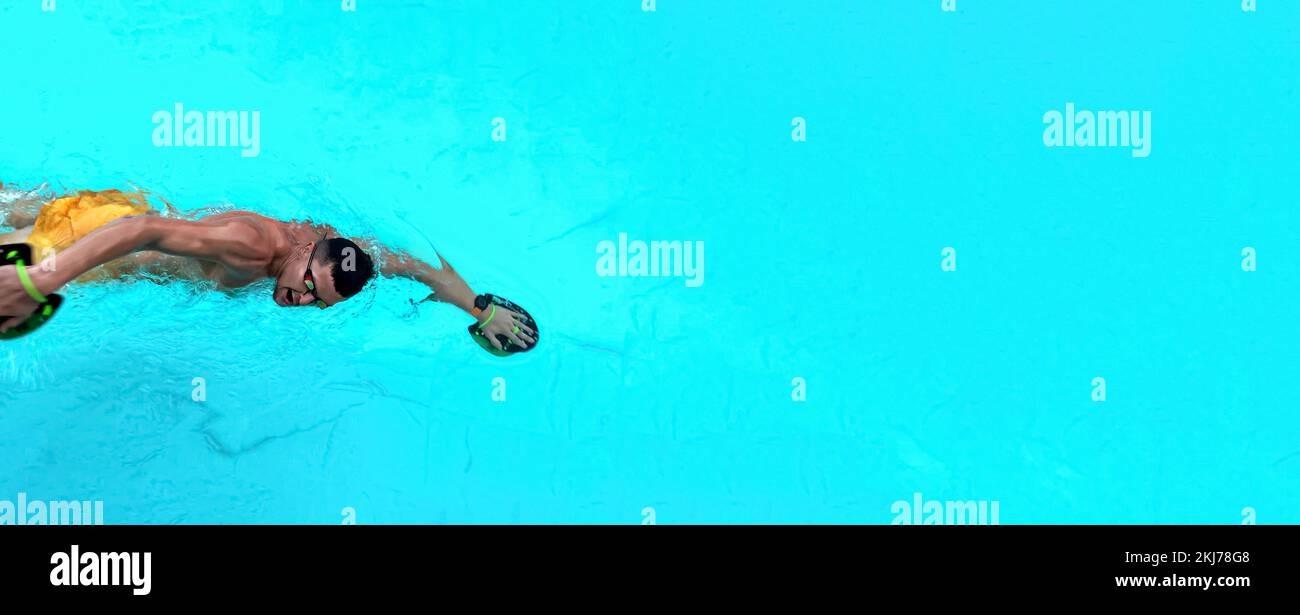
[1,1,1297,523]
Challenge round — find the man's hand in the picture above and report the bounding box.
[0,266,46,333]
[477,305,537,351]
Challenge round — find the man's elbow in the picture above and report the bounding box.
[130,215,165,251]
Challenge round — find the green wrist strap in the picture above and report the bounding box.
[14,261,47,304]
[476,304,496,332]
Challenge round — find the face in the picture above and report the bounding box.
[273,242,347,308]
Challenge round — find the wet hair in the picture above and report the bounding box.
[316,237,375,299]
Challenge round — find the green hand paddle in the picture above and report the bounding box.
[1,243,62,340]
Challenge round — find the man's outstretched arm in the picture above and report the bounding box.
[382,248,477,314]
[0,215,269,331]
[366,242,536,350]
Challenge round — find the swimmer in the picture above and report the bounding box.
[0,187,537,353]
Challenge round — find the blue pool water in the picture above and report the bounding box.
[1,1,1298,523]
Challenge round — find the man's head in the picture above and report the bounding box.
[274,237,375,308]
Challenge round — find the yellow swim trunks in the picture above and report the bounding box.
[25,189,154,253]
